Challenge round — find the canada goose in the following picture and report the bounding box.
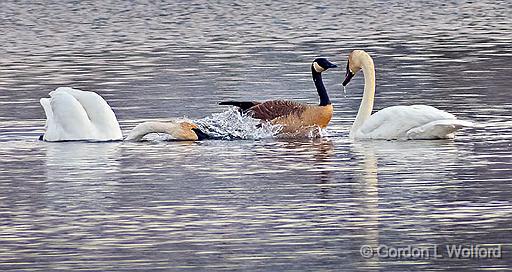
[219,58,337,133]
[342,50,472,140]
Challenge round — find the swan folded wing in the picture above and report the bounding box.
[40,88,122,141]
[46,91,96,141]
[53,87,122,140]
[358,105,457,139]
[247,100,308,121]
[406,119,473,139]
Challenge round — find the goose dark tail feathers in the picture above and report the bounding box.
[219,101,260,111]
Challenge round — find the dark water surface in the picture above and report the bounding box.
[1,0,511,271]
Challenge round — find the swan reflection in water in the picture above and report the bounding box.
[349,139,461,268]
[44,141,122,209]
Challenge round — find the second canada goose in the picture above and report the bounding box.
[219,58,337,133]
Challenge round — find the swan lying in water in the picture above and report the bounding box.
[40,87,203,142]
[342,50,473,140]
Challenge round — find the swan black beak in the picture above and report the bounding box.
[342,62,355,86]
[192,128,209,140]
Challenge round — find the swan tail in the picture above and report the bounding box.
[40,98,52,128]
[219,101,260,111]
[406,119,473,139]
[39,98,53,140]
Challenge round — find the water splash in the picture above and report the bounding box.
[138,108,329,141]
[194,107,282,140]
[278,126,328,139]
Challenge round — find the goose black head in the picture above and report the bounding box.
[312,58,338,73]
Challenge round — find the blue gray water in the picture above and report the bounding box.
[0,0,511,271]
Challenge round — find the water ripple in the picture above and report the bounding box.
[0,0,511,271]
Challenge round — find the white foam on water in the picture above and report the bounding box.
[139,108,330,141]
[194,107,282,140]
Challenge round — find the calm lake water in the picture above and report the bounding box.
[1,0,511,271]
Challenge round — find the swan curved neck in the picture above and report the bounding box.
[351,55,375,137]
[311,66,331,106]
[126,121,198,141]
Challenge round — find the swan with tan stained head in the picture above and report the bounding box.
[40,87,206,142]
[342,50,472,140]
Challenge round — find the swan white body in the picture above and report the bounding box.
[344,50,472,140]
[352,105,473,140]
[40,87,123,141]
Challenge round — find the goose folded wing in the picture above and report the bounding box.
[247,100,308,121]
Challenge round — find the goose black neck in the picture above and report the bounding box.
[312,65,331,106]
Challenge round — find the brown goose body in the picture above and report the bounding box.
[248,100,333,133]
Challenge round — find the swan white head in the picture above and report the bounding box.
[342,50,374,86]
[312,58,338,73]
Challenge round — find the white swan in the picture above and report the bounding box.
[40,87,205,142]
[342,50,472,140]
[40,87,123,141]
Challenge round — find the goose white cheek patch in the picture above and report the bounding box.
[313,62,325,73]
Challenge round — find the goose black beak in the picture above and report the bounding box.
[327,63,338,69]
[342,62,355,86]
